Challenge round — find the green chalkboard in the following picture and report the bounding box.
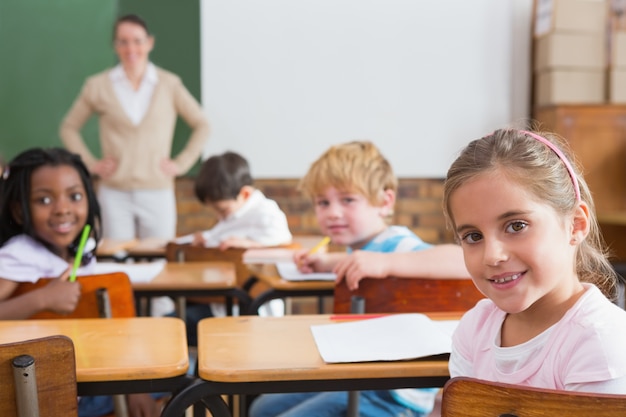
[0,0,117,161]
[0,0,202,172]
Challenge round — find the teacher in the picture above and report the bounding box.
[60,13,210,241]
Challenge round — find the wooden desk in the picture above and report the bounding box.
[132,262,251,317]
[242,236,345,314]
[98,235,335,261]
[161,314,452,417]
[244,264,335,314]
[97,238,167,261]
[597,212,626,262]
[0,317,191,396]
[599,212,626,226]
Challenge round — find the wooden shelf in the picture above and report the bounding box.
[533,105,626,261]
[533,105,626,214]
[598,211,626,226]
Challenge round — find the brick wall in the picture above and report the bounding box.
[175,176,455,244]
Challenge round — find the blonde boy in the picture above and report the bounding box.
[295,141,468,289]
[250,141,469,417]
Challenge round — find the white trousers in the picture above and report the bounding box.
[98,185,177,240]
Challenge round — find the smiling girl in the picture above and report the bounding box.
[0,147,100,319]
[444,129,626,393]
[0,147,161,416]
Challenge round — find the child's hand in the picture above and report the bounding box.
[191,232,206,246]
[333,251,390,290]
[293,249,327,273]
[41,268,82,314]
[127,393,160,417]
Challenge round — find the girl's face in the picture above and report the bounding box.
[29,165,88,259]
[448,170,587,316]
[114,21,153,71]
[313,187,393,249]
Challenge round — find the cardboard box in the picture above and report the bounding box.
[535,0,608,36]
[609,68,626,102]
[535,32,606,70]
[535,70,606,106]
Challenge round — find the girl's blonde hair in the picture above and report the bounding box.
[299,141,397,205]
[442,129,617,299]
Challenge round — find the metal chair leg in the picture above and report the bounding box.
[97,288,130,417]
[347,296,365,417]
[12,354,40,417]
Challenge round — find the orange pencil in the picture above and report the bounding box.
[308,236,330,255]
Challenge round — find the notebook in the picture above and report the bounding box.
[275,262,336,281]
[311,313,458,363]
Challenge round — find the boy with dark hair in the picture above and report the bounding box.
[180,151,292,249]
[176,151,292,329]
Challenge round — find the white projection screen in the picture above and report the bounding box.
[199,0,532,178]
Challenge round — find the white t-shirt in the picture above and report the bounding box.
[450,283,626,393]
[198,189,292,247]
[0,234,96,282]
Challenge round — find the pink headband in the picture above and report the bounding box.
[520,130,581,202]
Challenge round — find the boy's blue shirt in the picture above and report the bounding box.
[346,224,437,415]
[347,225,432,254]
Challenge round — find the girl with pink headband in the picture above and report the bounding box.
[442,129,626,395]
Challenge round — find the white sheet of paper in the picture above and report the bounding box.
[276,262,336,281]
[310,313,457,363]
[436,320,461,338]
[93,260,166,283]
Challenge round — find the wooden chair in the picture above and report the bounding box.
[11,272,137,417]
[333,275,483,417]
[0,335,78,417]
[165,242,300,300]
[166,242,249,282]
[333,276,484,314]
[11,272,137,319]
[441,376,626,417]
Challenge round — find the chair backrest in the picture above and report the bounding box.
[165,242,299,298]
[166,243,249,281]
[333,276,484,314]
[11,272,137,319]
[441,376,626,417]
[0,335,78,417]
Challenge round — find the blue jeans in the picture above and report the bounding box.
[78,396,113,417]
[249,391,425,417]
[78,393,167,417]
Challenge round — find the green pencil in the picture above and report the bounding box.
[69,224,91,282]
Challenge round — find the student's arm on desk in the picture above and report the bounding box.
[0,270,81,319]
[334,244,470,290]
[174,233,276,250]
[294,250,348,274]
